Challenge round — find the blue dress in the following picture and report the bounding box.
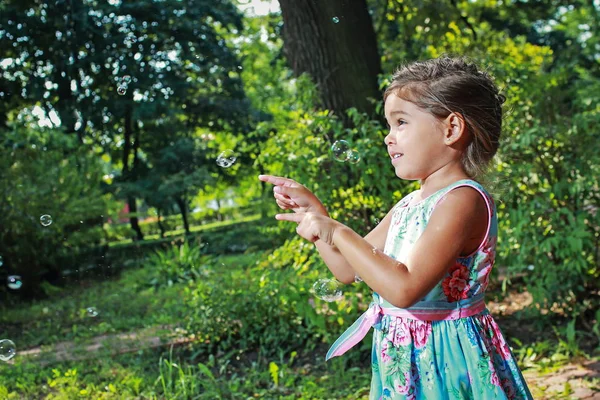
[327,180,533,399]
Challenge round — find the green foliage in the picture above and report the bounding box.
[182,237,373,366]
[145,241,209,290]
[0,127,109,297]
[157,352,207,399]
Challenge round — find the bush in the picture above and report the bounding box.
[183,236,372,363]
[145,241,210,290]
[0,127,109,298]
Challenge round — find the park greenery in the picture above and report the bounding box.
[0,0,598,398]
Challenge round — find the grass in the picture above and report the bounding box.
[1,244,598,399]
[0,250,374,399]
[0,267,188,350]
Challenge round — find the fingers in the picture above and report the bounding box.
[276,199,296,210]
[275,213,304,223]
[258,174,299,188]
[275,193,296,208]
[275,199,288,209]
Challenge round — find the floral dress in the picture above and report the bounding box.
[327,179,533,399]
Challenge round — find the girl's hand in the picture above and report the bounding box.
[275,212,341,246]
[258,175,327,216]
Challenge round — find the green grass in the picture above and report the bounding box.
[0,250,374,399]
[2,244,598,399]
[0,267,189,350]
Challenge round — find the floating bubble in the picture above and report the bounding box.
[527,265,535,271]
[331,140,350,162]
[86,307,99,317]
[347,149,361,164]
[312,278,343,302]
[332,17,340,23]
[0,339,16,362]
[122,75,132,84]
[7,276,22,290]
[117,86,127,95]
[40,214,52,226]
[216,150,237,168]
[0,256,3,267]
[124,35,137,44]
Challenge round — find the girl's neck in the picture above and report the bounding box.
[418,165,471,199]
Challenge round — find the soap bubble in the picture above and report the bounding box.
[312,278,343,302]
[40,214,52,226]
[7,276,22,290]
[332,17,340,23]
[117,86,127,95]
[347,149,361,164]
[124,35,137,44]
[86,307,99,317]
[0,256,3,267]
[216,150,237,168]
[331,140,350,162]
[0,339,16,362]
[122,75,132,84]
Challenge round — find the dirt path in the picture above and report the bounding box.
[17,325,193,366]
[523,360,600,399]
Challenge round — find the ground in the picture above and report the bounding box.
[15,289,600,399]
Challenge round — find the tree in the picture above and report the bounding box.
[0,0,251,240]
[278,0,382,121]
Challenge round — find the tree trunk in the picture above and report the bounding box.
[215,198,222,221]
[123,106,144,241]
[157,209,166,238]
[278,0,382,122]
[176,197,190,235]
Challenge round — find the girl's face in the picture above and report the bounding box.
[383,94,452,181]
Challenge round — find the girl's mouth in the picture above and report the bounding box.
[391,153,403,164]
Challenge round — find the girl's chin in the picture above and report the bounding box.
[394,169,421,181]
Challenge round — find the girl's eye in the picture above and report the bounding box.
[396,119,406,126]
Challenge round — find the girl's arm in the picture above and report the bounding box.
[315,206,394,284]
[331,187,487,308]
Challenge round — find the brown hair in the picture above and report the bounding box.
[384,55,506,179]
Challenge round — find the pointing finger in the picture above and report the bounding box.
[258,175,299,188]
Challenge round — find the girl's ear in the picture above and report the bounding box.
[443,112,468,147]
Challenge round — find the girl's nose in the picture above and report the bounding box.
[384,129,394,146]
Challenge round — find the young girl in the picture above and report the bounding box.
[259,56,532,399]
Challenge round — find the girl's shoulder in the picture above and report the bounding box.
[430,179,494,206]
[391,180,495,213]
